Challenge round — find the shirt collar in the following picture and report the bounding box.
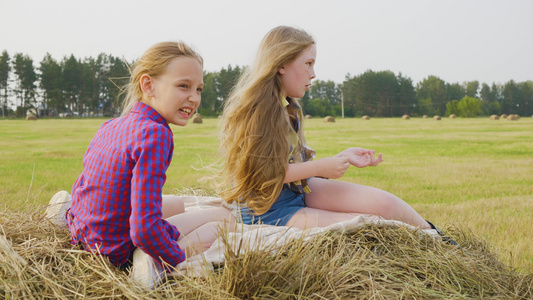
[130,101,167,125]
[283,96,301,111]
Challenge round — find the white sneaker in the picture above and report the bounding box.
[131,248,166,289]
[45,191,72,227]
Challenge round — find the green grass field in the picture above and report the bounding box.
[1,116,532,272]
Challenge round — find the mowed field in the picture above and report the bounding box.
[1,116,532,272]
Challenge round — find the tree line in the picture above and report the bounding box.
[1,50,531,118]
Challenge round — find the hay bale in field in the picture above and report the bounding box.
[500,114,508,119]
[449,114,456,119]
[25,114,37,121]
[423,115,428,119]
[433,115,441,120]
[305,114,312,119]
[489,115,499,120]
[507,114,519,121]
[323,116,335,122]
[402,115,410,120]
[362,115,370,120]
[3,202,532,299]
[192,113,203,124]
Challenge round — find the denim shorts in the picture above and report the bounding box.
[238,185,306,226]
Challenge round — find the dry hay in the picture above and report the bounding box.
[1,202,532,299]
[449,114,456,119]
[25,114,37,121]
[362,115,370,120]
[423,115,428,118]
[501,114,508,119]
[304,114,312,119]
[490,114,500,120]
[323,116,335,122]
[507,114,519,121]
[433,115,441,120]
[401,114,410,120]
[191,113,202,124]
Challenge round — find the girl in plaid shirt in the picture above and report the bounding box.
[48,41,234,289]
[220,26,453,242]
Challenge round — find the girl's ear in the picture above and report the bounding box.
[278,66,285,75]
[140,74,154,96]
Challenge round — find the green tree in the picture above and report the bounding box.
[457,96,482,117]
[446,83,465,102]
[517,81,533,116]
[217,65,242,105]
[0,50,10,117]
[198,72,219,116]
[416,75,447,115]
[465,80,479,98]
[445,100,460,116]
[306,80,341,104]
[13,53,38,116]
[397,74,417,116]
[39,53,63,115]
[106,56,130,116]
[502,80,521,114]
[61,55,81,114]
[303,98,335,117]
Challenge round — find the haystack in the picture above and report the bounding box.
[507,114,519,121]
[402,115,410,120]
[489,115,499,120]
[433,115,441,120]
[2,202,532,299]
[362,115,370,120]
[423,115,428,118]
[323,116,335,122]
[305,115,312,119]
[25,114,37,121]
[192,113,203,124]
[500,114,508,119]
[449,114,456,119]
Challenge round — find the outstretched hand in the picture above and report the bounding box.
[335,147,384,168]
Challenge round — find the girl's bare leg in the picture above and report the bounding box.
[161,195,186,219]
[165,207,236,256]
[304,178,430,229]
[286,207,382,230]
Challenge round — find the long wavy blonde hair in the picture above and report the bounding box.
[219,26,315,214]
[121,41,203,116]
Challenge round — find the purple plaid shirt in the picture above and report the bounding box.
[67,101,185,267]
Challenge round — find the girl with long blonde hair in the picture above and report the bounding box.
[220,26,453,239]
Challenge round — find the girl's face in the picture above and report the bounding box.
[143,56,203,126]
[279,44,316,99]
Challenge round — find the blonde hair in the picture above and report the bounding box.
[121,41,203,116]
[219,26,315,214]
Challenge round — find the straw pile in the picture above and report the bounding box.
[490,115,499,120]
[305,115,312,119]
[25,115,37,121]
[323,116,335,122]
[433,115,441,120]
[402,115,410,120]
[500,114,508,119]
[362,115,370,120]
[449,114,456,119]
[507,114,519,121]
[1,202,532,299]
[423,115,428,118]
[192,113,202,124]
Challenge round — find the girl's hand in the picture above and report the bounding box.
[315,156,350,179]
[335,147,384,168]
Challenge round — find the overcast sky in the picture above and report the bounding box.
[1,0,532,85]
